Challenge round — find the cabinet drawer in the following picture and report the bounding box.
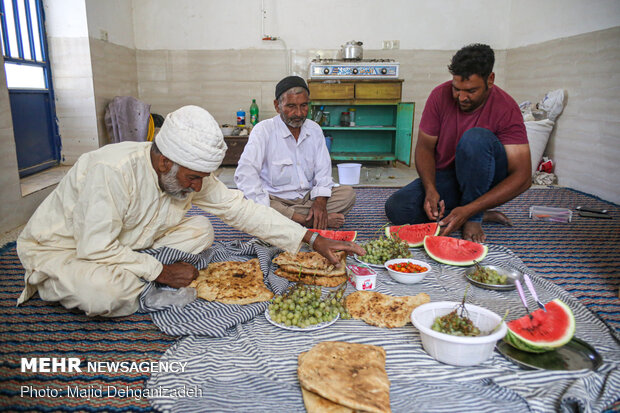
[355,83,401,100]
[222,137,248,166]
[309,83,355,100]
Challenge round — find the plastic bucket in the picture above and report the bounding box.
[337,163,361,185]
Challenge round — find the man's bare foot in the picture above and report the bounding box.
[483,210,513,226]
[327,213,345,229]
[462,221,486,243]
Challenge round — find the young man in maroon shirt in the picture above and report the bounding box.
[385,44,531,242]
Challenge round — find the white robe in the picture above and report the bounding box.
[16,142,306,316]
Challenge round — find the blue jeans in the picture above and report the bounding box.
[385,128,508,224]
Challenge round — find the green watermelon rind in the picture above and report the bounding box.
[503,299,576,353]
[422,235,488,266]
[384,223,440,247]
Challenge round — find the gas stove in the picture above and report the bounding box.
[309,58,399,80]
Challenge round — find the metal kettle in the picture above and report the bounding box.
[341,40,363,60]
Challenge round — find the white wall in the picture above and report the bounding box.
[508,0,620,48]
[85,0,136,48]
[43,0,88,37]
[132,0,511,50]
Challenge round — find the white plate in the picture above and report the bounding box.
[264,308,339,331]
[354,255,386,269]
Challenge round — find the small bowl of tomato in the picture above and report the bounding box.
[384,258,431,284]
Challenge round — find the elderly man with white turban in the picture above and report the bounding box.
[16,106,364,317]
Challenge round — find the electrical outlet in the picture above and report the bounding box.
[382,40,391,50]
[392,40,400,49]
[99,30,108,42]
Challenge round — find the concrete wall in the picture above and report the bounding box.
[505,27,620,204]
[0,57,55,233]
[132,0,512,50]
[86,0,138,145]
[89,38,139,145]
[507,0,620,47]
[44,0,99,163]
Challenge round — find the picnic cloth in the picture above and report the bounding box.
[139,239,288,337]
[145,244,620,412]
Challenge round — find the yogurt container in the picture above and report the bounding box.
[347,263,377,291]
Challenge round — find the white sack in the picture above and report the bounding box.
[525,119,554,176]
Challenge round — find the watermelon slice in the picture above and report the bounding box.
[423,235,487,266]
[504,299,575,353]
[308,229,357,242]
[385,223,440,247]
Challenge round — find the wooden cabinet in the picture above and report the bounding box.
[308,79,402,103]
[308,79,414,165]
[221,136,248,166]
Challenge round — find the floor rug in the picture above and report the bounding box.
[0,186,618,412]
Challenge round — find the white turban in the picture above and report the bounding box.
[155,105,227,173]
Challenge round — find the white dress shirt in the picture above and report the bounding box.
[234,115,334,206]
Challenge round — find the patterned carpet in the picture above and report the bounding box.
[0,186,618,412]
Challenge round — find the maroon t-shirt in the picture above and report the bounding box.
[419,81,527,170]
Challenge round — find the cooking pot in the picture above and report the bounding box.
[341,40,363,60]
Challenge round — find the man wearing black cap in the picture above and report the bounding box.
[235,76,356,229]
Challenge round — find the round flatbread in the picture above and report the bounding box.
[344,291,430,328]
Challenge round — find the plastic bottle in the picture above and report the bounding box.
[250,99,259,126]
[236,109,246,126]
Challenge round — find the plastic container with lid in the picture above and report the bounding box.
[347,263,377,291]
[529,206,572,222]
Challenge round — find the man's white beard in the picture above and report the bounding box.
[161,163,194,200]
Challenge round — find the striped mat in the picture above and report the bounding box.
[0,186,618,412]
[147,245,620,413]
[188,186,620,334]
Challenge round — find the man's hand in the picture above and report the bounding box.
[423,190,444,222]
[304,231,365,266]
[305,197,328,229]
[438,205,473,237]
[155,262,198,288]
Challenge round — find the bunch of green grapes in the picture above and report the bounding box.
[361,235,412,265]
[268,284,351,328]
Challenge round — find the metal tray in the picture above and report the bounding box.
[496,337,602,371]
[464,265,519,291]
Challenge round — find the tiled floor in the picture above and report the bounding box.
[215,163,418,189]
[19,165,72,196]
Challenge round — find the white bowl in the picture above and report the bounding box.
[411,301,507,366]
[384,259,431,284]
[220,126,234,135]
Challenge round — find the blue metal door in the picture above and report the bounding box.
[1,0,60,177]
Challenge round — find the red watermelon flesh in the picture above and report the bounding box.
[423,235,488,266]
[385,223,440,247]
[504,299,575,353]
[308,229,357,242]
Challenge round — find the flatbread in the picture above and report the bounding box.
[298,342,391,413]
[301,385,354,413]
[344,291,430,328]
[274,269,347,287]
[189,259,273,305]
[273,251,346,277]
